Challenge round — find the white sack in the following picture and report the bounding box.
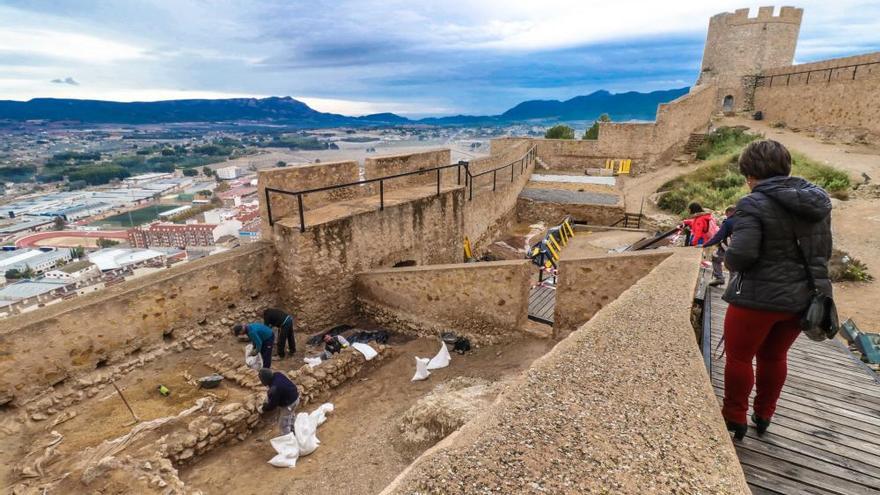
[295,412,319,456]
[268,433,299,468]
[309,403,335,427]
[351,342,378,361]
[411,357,431,381]
[244,344,262,370]
[303,356,322,368]
[427,342,451,370]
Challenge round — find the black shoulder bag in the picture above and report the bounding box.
[770,196,839,341]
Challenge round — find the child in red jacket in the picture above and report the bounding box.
[681,202,718,246]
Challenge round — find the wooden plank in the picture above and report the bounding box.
[741,464,834,495]
[736,448,878,495]
[752,421,880,473]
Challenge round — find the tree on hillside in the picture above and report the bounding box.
[182,168,199,177]
[5,265,35,280]
[53,216,66,231]
[70,246,86,259]
[583,113,611,140]
[276,161,287,168]
[201,166,212,177]
[97,237,120,249]
[545,125,575,140]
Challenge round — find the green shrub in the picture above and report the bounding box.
[790,152,851,199]
[583,114,611,140]
[544,125,575,140]
[695,126,759,160]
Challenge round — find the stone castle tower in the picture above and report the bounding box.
[696,6,803,112]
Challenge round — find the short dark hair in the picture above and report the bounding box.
[688,202,703,214]
[725,206,736,215]
[738,140,791,180]
[232,323,245,336]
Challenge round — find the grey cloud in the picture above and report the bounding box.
[50,77,80,86]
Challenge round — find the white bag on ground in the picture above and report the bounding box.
[427,341,451,370]
[303,356,322,368]
[268,402,334,467]
[351,342,378,361]
[268,433,300,468]
[294,412,319,456]
[244,344,262,370]
[309,403,335,427]
[412,357,431,381]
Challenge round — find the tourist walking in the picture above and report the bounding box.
[264,307,296,359]
[721,140,832,439]
[704,206,737,286]
[258,368,300,435]
[681,202,717,246]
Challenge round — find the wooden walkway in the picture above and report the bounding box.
[703,286,880,495]
[528,285,555,324]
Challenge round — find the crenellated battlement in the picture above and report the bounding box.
[715,6,803,25]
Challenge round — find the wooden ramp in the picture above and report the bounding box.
[703,286,880,495]
[528,285,555,325]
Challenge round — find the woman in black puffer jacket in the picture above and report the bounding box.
[721,139,832,439]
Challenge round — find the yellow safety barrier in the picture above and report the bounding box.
[616,159,632,175]
[604,159,614,170]
[548,235,562,254]
[463,236,473,259]
[546,241,559,261]
[563,219,575,238]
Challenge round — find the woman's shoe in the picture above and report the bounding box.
[726,420,747,440]
[751,414,771,436]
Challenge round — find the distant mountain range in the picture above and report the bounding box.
[0,87,689,127]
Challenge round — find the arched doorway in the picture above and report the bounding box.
[722,95,735,113]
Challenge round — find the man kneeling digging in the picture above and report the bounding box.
[259,368,300,435]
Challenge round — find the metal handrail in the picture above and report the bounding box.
[756,60,879,87]
[264,144,537,232]
[463,145,537,200]
[266,162,467,231]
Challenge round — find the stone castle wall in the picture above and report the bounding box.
[753,52,880,142]
[356,260,532,343]
[364,149,455,192]
[258,160,363,238]
[554,251,671,333]
[0,242,277,407]
[272,188,466,333]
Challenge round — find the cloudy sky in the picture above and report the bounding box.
[1,1,878,116]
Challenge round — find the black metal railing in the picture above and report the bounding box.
[264,145,537,232]
[265,162,467,231]
[465,145,537,200]
[755,60,879,88]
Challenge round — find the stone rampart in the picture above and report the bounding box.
[0,242,277,406]
[364,149,454,192]
[356,260,531,343]
[554,251,672,333]
[753,52,880,142]
[273,188,465,333]
[381,248,750,494]
[258,160,363,238]
[516,189,625,226]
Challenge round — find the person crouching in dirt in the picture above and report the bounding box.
[704,206,738,286]
[259,368,300,435]
[263,307,296,359]
[321,333,350,360]
[232,322,275,368]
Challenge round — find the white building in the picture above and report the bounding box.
[216,166,239,180]
[0,248,72,275]
[43,260,100,282]
[88,248,167,271]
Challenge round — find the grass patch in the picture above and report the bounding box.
[658,128,851,216]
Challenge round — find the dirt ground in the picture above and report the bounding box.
[33,236,101,248]
[560,230,648,259]
[180,336,555,495]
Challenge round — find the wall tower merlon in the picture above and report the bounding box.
[778,6,804,21]
[757,6,775,19]
[725,5,803,25]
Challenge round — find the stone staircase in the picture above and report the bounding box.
[672,133,707,165]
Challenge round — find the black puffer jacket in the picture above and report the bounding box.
[722,176,832,313]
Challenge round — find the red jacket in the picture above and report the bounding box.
[683,212,716,246]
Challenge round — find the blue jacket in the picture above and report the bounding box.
[704,216,737,247]
[247,322,274,350]
[262,372,299,412]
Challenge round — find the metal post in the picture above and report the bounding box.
[297,194,305,233]
[492,170,496,191]
[769,75,773,88]
[806,71,811,84]
[511,162,515,182]
[786,74,791,86]
[827,68,833,83]
[265,189,274,226]
[457,165,461,185]
[379,179,384,211]
[469,175,473,201]
[853,65,858,80]
[436,168,441,196]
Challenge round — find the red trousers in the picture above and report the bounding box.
[722,304,801,424]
